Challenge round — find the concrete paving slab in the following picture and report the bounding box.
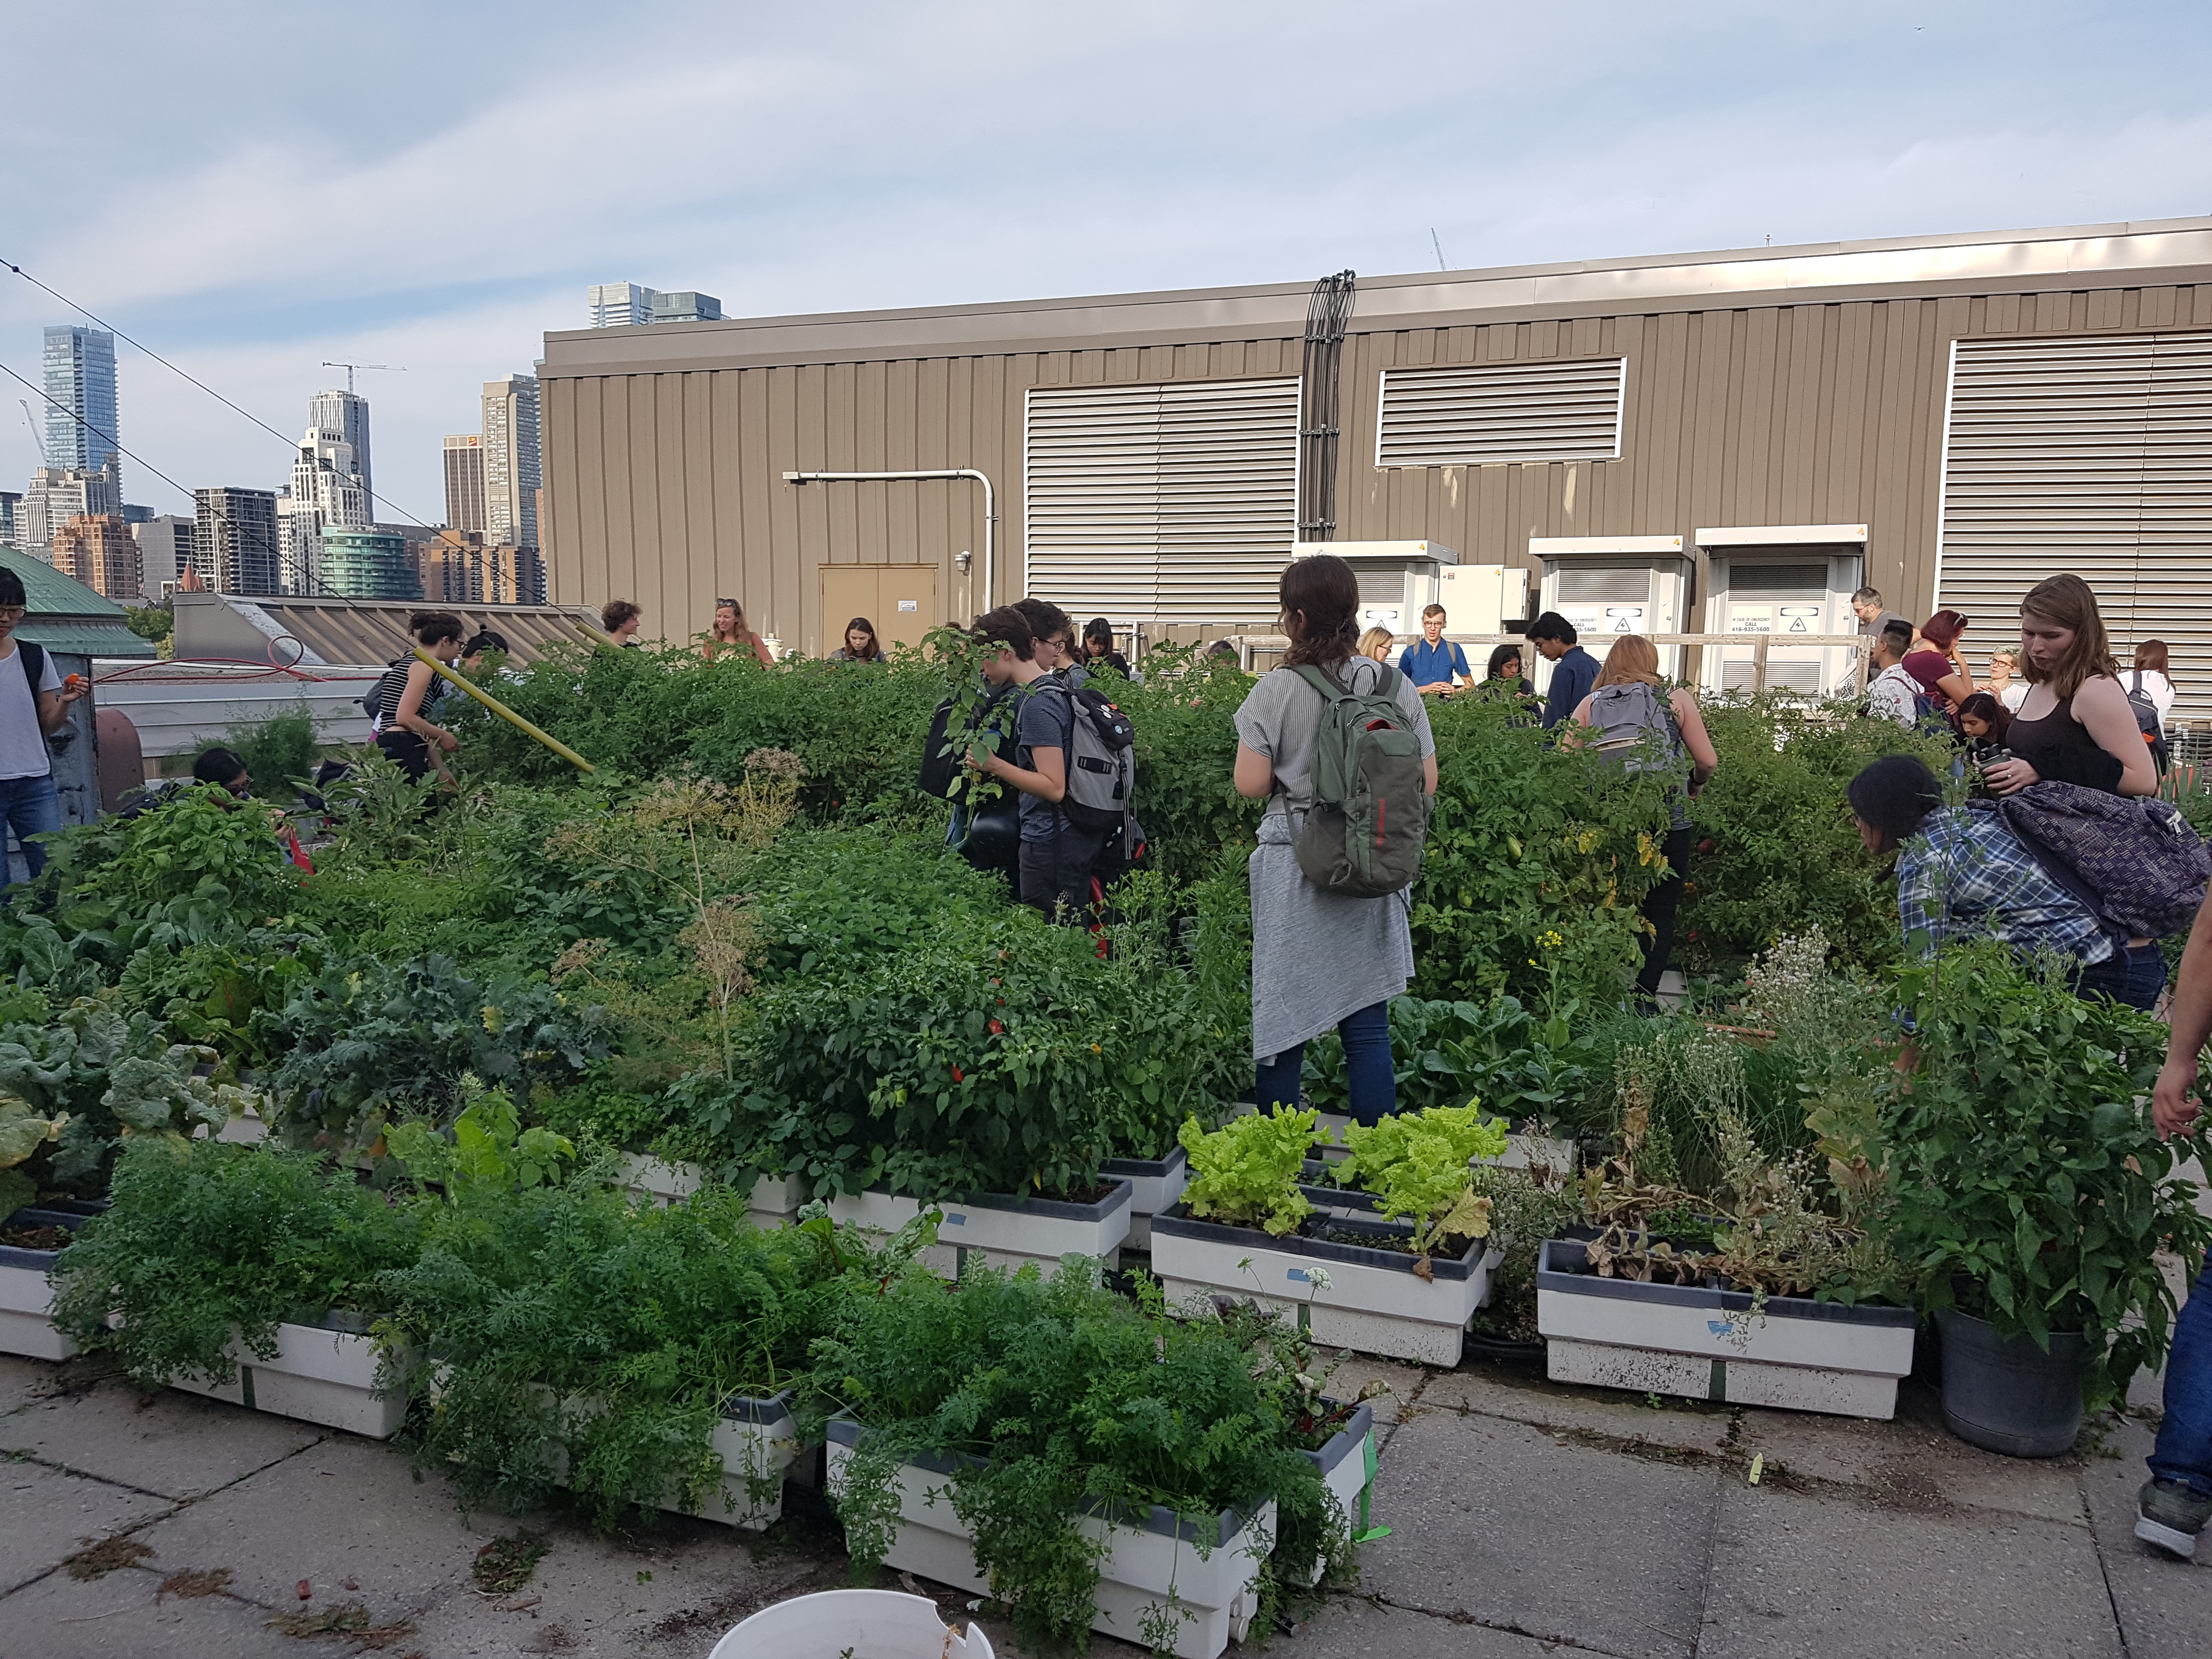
[1416,1363,1736,1457]
[0,1563,304,1659]
[1290,1595,1594,1656]
[1313,1350,1428,1424]
[0,1355,60,1415]
[0,1378,321,1500]
[2076,1415,2212,1659]
[1359,1407,1716,1659]
[1699,1479,2121,1658]
[129,1434,489,1619]
[0,1458,170,1596]
[1733,1406,2088,1526]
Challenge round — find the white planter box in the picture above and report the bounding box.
[1101,1146,1188,1249]
[549,1392,798,1531]
[826,1182,1132,1279]
[168,1313,413,1438]
[1536,1238,1916,1419]
[826,1421,1274,1659]
[614,1155,805,1229]
[0,1209,86,1362]
[1150,1204,1500,1367]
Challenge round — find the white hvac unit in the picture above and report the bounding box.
[1695,525,1867,697]
[1291,540,1456,636]
[1435,563,1530,635]
[1530,535,1692,688]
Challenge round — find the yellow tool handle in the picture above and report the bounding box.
[411,648,596,775]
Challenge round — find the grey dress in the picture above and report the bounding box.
[1233,658,1435,1060]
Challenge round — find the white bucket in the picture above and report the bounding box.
[707,1589,994,1658]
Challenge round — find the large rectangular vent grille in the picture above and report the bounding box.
[1376,358,1627,467]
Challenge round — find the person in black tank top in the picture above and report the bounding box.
[1980,575,2155,800]
[377,611,466,785]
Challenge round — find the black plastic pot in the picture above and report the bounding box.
[1933,1306,2086,1458]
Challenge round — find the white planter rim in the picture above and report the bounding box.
[717,1389,795,1426]
[1153,1204,1491,1282]
[833,1180,1133,1224]
[1102,1145,1188,1181]
[1537,1238,1914,1330]
[1304,1398,1373,1481]
[825,1414,1263,1548]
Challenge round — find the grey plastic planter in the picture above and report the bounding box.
[0,1208,86,1361]
[168,1310,415,1438]
[827,1182,1133,1278]
[615,1155,805,1229]
[1932,1306,2086,1458]
[1536,1238,1915,1419]
[1101,1145,1188,1249]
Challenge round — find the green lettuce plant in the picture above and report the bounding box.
[1177,1106,1321,1237]
[1332,1103,1509,1254]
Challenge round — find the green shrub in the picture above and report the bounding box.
[1306,994,1589,1124]
[225,708,323,802]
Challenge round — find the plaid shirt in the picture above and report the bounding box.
[1894,804,2112,964]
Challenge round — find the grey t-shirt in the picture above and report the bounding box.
[1861,609,1909,640]
[1014,680,1076,844]
[1234,657,1435,816]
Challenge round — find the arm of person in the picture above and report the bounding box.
[2154,892,2212,1138]
[979,743,1066,802]
[750,633,776,667]
[1934,672,1973,707]
[35,674,87,735]
[1670,690,1720,788]
[394,661,459,755]
[1234,743,1274,799]
[1557,694,1595,746]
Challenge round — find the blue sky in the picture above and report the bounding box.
[3,0,2209,528]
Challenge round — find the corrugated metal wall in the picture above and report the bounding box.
[545,281,2212,659]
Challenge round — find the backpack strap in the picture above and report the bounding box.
[18,640,45,697]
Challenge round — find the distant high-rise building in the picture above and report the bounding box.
[649,290,723,324]
[52,514,142,601]
[308,388,374,518]
[482,375,540,555]
[19,466,121,559]
[122,503,151,526]
[588,281,656,328]
[278,426,370,593]
[43,326,120,489]
[443,435,486,535]
[193,487,280,595]
[132,515,195,594]
[320,526,419,600]
[0,491,19,548]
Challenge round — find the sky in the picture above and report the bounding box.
[3,0,2209,529]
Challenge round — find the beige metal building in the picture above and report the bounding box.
[539,216,2212,713]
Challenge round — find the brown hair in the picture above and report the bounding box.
[1279,554,1359,669]
[842,617,884,661]
[2018,574,2118,699]
[1593,634,1663,690]
[1420,603,1446,622]
[601,598,641,631]
[972,606,1036,662]
[710,598,744,642]
[2135,638,2170,674]
[1918,609,1969,650]
[408,610,465,646]
[1011,597,1073,651]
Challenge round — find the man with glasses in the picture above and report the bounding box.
[0,568,89,880]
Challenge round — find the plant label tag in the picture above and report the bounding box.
[943,1213,966,1226]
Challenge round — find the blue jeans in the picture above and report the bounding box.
[0,772,60,881]
[2151,1259,2212,1497]
[2076,941,2167,1012]
[1256,1000,1395,1127]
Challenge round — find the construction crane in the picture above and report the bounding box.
[319,362,405,393]
[18,399,49,466]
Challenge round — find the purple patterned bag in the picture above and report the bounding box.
[1996,781,2210,939]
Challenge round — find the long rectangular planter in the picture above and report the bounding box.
[0,1208,86,1362]
[167,1311,414,1439]
[826,1182,1133,1279]
[1536,1237,1916,1419]
[825,1418,1276,1659]
[546,1391,799,1531]
[1150,1204,1500,1367]
[1101,1146,1188,1249]
[614,1155,805,1229]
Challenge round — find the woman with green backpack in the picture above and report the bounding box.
[1232,554,1437,1125]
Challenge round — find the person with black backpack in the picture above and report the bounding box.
[0,566,88,879]
[1232,554,1436,1125]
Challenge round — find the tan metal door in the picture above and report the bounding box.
[820,565,938,654]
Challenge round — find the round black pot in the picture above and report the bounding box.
[1933,1306,2086,1458]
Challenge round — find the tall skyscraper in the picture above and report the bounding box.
[482,375,540,555]
[132,515,195,594]
[650,291,723,323]
[52,515,142,601]
[443,435,486,535]
[278,427,370,593]
[43,326,120,488]
[307,388,373,518]
[588,282,655,328]
[18,466,121,559]
[193,487,280,595]
[319,527,419,601]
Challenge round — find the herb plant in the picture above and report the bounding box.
[1177,1107,1321,1237]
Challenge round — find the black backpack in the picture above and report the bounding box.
[918,681,1015,798]
[2125,672,2170,769]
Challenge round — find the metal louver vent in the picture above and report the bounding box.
[1376,358,1626,467]
[1936,332,2212,720]
[1024,378,1300,624]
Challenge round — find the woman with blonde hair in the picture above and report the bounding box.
[1984,647,2028,712]
[1571,635,1719,998]
[1356,626,1394,663]
[701,598,776,664]
[1982,574,2154,799]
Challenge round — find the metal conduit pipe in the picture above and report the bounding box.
[782,469,1000,612]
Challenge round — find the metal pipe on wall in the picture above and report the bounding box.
[782,469,998,614]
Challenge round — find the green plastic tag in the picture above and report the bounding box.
[1352,1431,1389,1541]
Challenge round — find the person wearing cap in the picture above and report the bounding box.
[0,567,89,881]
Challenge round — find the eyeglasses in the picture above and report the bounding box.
[0,607,25,621]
